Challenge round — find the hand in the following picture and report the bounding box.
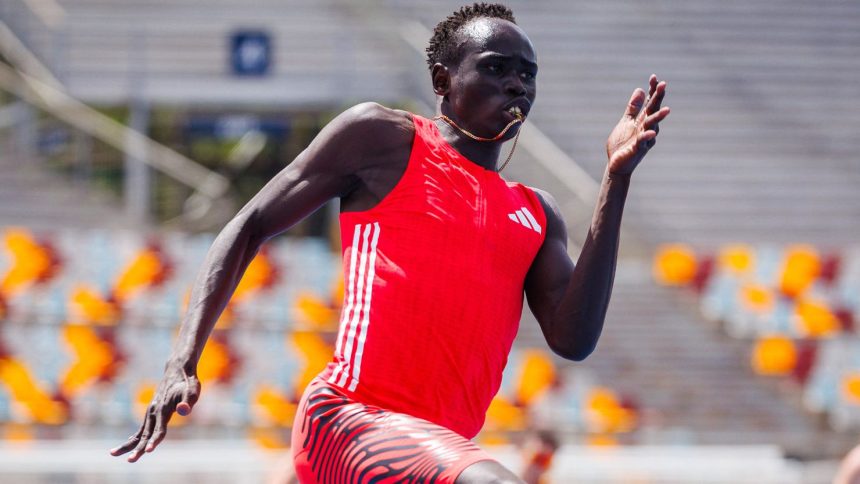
[109,364,201,462]
[605,75,670,175]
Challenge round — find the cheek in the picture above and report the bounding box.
[460,81,497,110]
[450,79,482,110]
[448,72,500,115]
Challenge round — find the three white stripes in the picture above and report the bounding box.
[508,206,542,234]
[329,222,380,391]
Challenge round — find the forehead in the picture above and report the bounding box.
[457,17,536,63]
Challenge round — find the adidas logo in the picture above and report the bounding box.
[508,207,542,234]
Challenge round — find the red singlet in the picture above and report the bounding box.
[317,113,546,438]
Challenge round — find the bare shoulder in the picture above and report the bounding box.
[301,102,414,186]
[531,188,563,223]
[530,187,567,239]
[333,103,417,211]
[334,102,414,154]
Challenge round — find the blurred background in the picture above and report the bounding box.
[0,0,859,482]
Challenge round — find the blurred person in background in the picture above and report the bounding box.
[110,2,669,482]
[519,429,560,484]
[835,443,860,484]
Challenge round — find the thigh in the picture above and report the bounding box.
[292,378,493,483]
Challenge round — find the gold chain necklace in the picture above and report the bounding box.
[433,114,523,172]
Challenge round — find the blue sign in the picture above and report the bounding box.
[185,115,289,140]
[230,30,272,76]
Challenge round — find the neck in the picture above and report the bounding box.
[434,119,503,171]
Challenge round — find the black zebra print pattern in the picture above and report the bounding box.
[292,379,491,483]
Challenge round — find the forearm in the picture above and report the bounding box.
[167,215,263,371]
[554,168,629,357]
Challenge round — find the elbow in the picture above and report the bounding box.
[224,210,266,247]
[548,339,596,362]
[538,308,606,361]
[544,313,606,361]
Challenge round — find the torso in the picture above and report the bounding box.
[321,113,547,438]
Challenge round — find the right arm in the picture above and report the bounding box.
[110,102,412,462]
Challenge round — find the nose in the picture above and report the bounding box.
[504,73,526,96]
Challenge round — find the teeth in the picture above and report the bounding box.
[508,106,523,119]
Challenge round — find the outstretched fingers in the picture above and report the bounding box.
[127,405,159,462]
[643,106,671,130]
[110,424,145,457]
[622,75,669,122]
[649,74,658,95]
[146,378,199,452]
[639,127,659,141]
[642,76,669,140]
[638,106,670,149]
[623,88,648,120]
[146,405,173,453]
[109,409,155,462]
[645,79,667,117]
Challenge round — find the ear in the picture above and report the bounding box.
[431,63,451,97]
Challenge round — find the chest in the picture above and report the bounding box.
[406,159,544,264]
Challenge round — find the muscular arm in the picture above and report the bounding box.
[172,102,410,373]
[524,76,669,361]
[111,102,413,461]
[525,173,629,360]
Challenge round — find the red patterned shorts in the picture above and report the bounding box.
[291,378,493,483]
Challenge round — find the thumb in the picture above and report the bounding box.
[176,375,200,416]
[623,88,646,119]
[176,401,192,416]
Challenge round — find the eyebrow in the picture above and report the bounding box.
[479,52,538,69]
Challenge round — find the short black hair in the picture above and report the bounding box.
[425,3,516,69]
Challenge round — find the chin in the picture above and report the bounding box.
[500,121,522,139]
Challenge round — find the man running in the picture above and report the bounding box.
[111,3,669,482]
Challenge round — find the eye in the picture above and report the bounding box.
[485,63,504,74]
[520,71,537,81]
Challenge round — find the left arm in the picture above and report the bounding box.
[524,75,670,360]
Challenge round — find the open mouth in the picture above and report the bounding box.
[506,106,524,120]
